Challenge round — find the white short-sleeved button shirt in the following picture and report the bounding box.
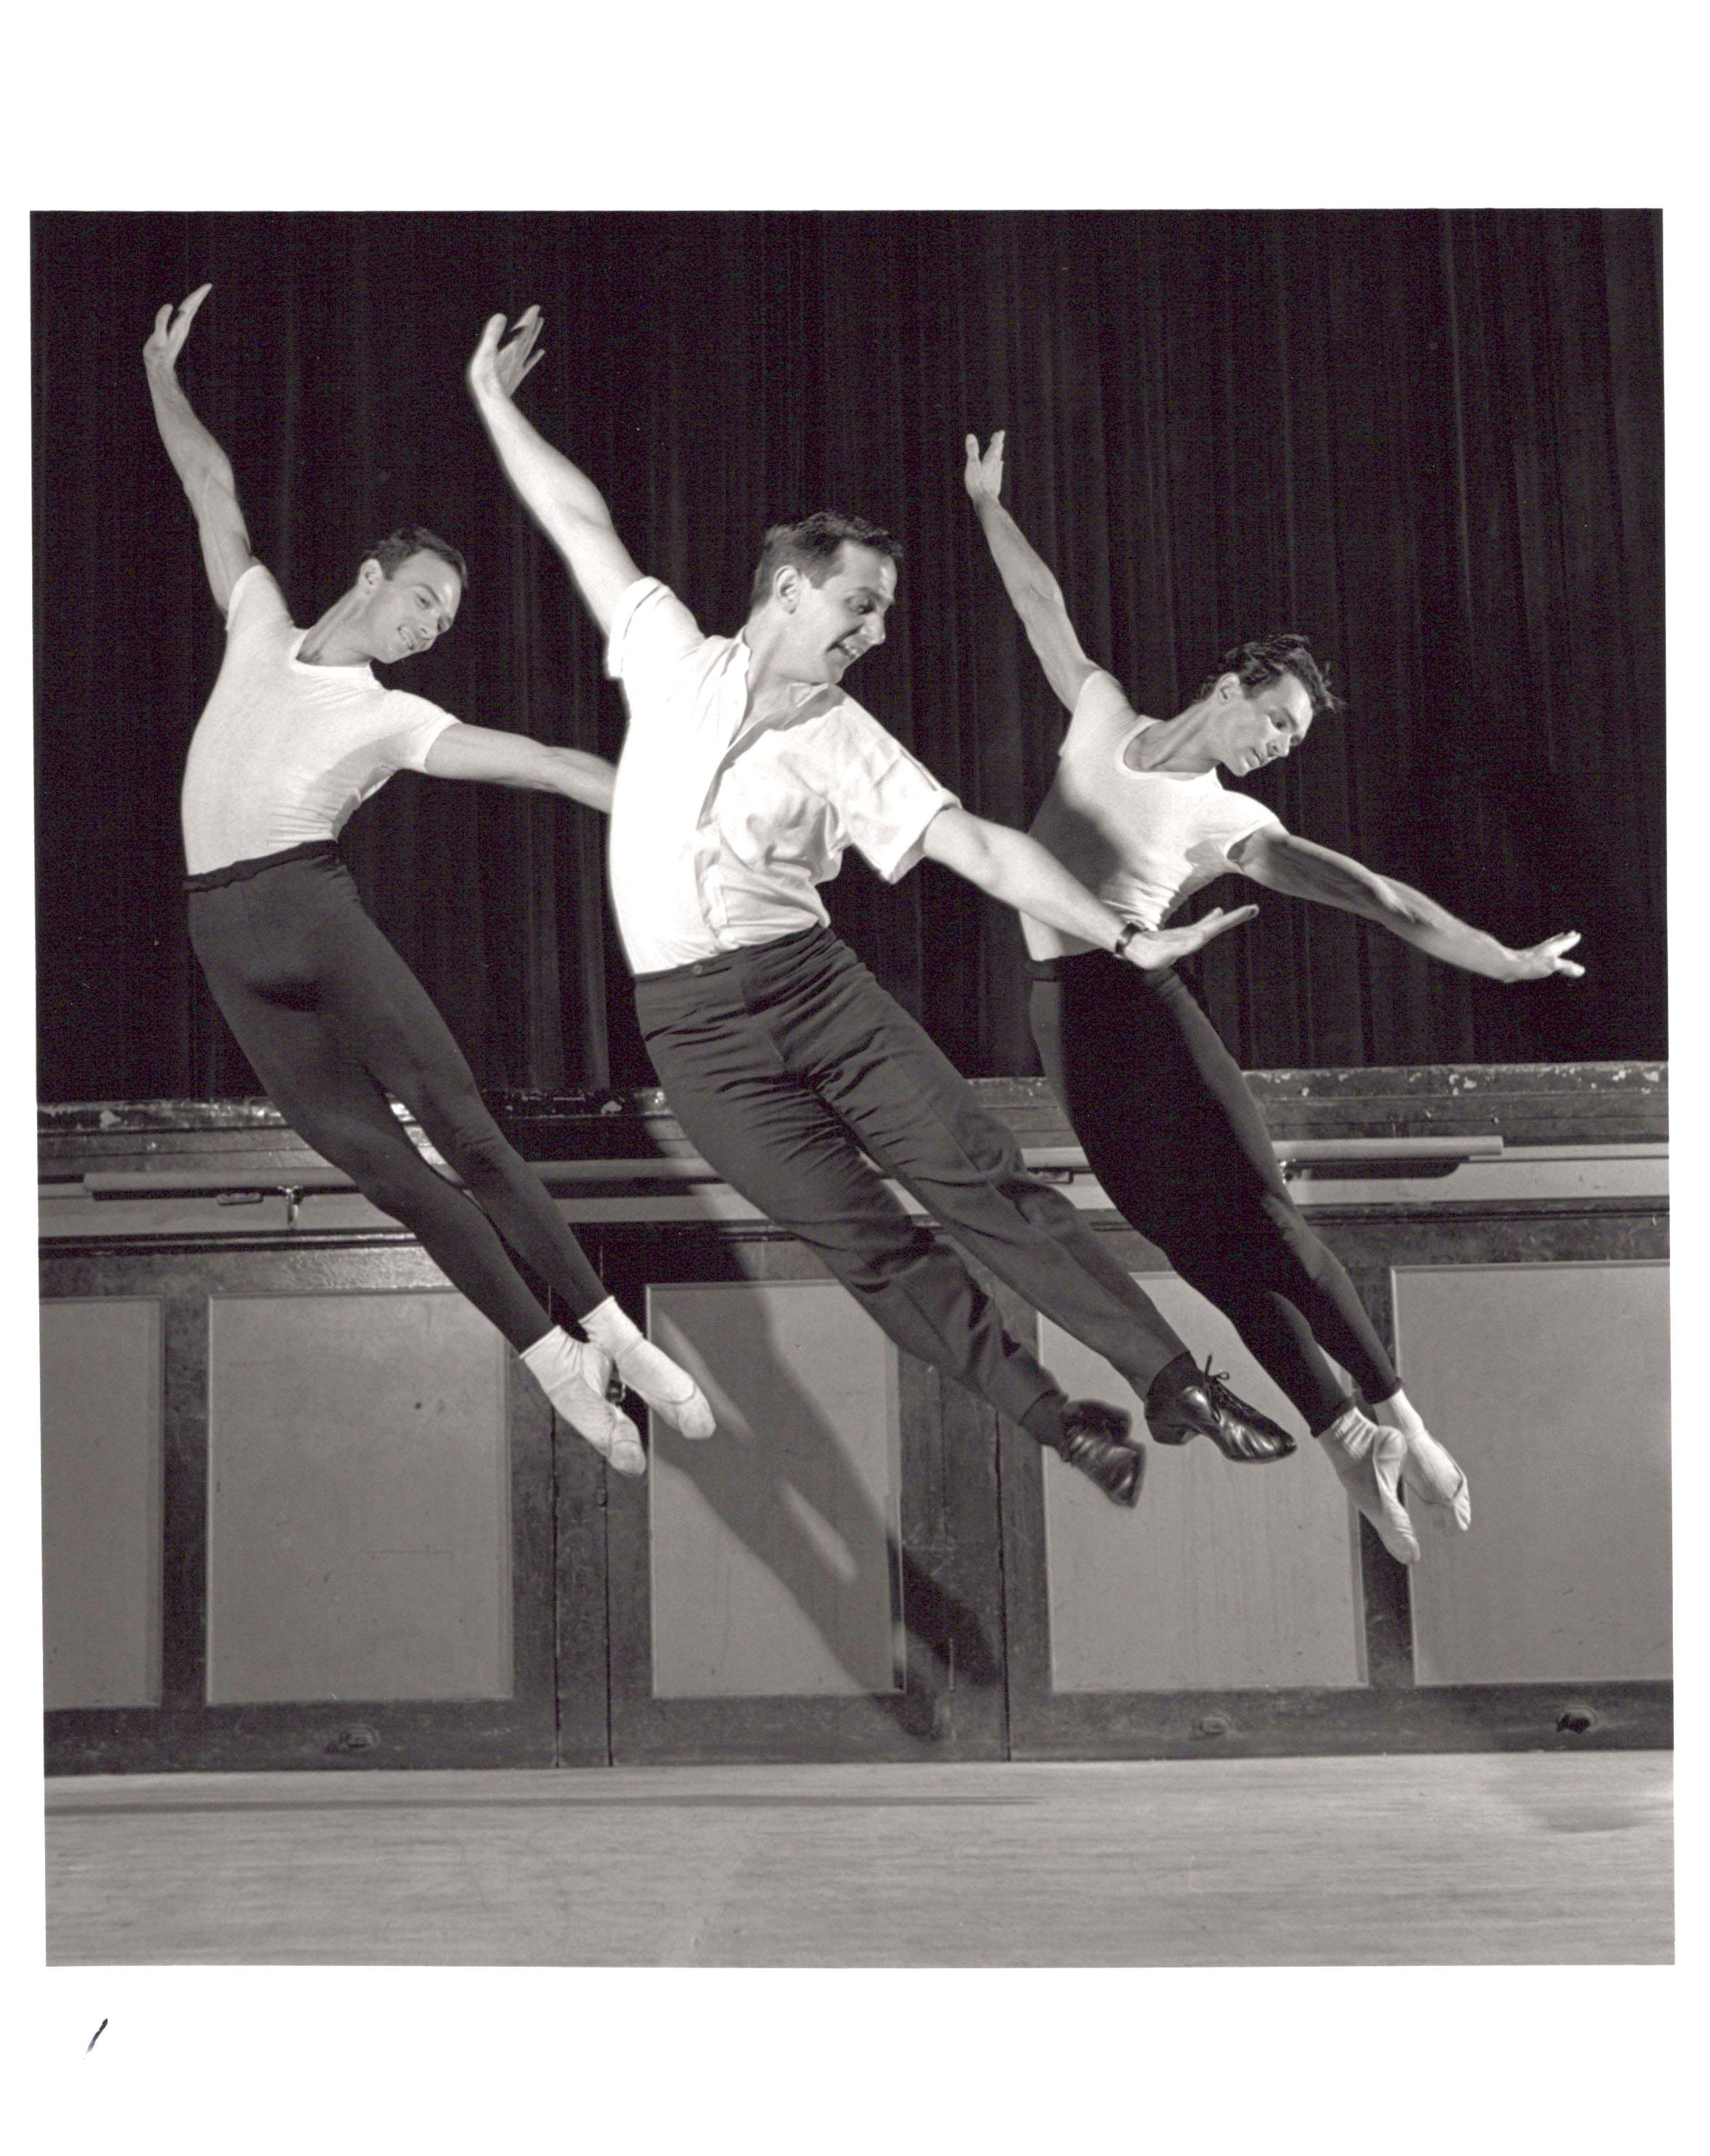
[606,578,959,975]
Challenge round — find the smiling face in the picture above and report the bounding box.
[355,549,463,665]
[1209,669,1316,776]
[773,542,897,686]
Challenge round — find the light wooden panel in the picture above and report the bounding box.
[206,1291,512,1704]
[1041,1278,1365,1692]
[646,1282,904,1699]
[1395,1261,1671,1683]
[39,1298,163,1710]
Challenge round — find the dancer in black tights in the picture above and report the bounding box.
[145,284,713,1473]
[964,431,1585,1561]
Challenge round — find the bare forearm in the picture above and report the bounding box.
[494,741,616,812]
[951,816,1122,948]
[470,387,614,549]
[548,748,615,813]
[424,724,615,811]
[973,493,1064,629]
[1378,881,1522,980]
[1241,832,1536,983]
[145,363,235,507]
[970,491,1095,710]
[1313,850,1520,979]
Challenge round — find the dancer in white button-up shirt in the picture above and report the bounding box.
[468,306,1303,1506]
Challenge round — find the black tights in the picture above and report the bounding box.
[1028,953,1400,1433]
[187,846,606,1351]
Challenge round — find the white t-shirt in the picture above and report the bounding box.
[605,577,959,974]
[1026,669,1279,956]
[180,564,457,874]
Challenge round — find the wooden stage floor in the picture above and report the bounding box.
[46,1750,1672,1966]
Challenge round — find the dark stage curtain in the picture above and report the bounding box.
[33,210,1663,1103]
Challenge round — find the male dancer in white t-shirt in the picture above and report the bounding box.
[144,284,713,1473]
[964,429,1585,1560]
[466,305,1306,1508]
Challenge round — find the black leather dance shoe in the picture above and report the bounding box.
[1143,1354,1296,1464]
[1058,1399,1146,1507]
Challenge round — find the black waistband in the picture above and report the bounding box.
[184,840,341,894]
[1026,951,1110,981]
[631,925,835,984]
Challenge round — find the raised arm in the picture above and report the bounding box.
[1229,825,1585,983]
[142,285,257,614]
[422,725,615,813]
[963,431,1102,713]
[922,807,1255,971]
[467,307,645,637]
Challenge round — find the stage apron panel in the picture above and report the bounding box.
[1040,1279,1365,1693]
[1395,1260,1671,1684]
[41,1298,164,1710]
[645,1281,905,1699]
[205,1291,512,1705]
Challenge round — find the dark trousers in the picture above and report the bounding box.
[634,927,1189,1431]
[1028,952,1400,1431]
[188,844,607,1350]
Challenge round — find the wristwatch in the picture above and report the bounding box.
[1112,920,1142,960]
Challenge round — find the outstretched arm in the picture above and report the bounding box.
[142,285,256,613]
[422,725,615,813]
[468,307,646,638]
[963,431,1102,713]
[922,807,1255,970]
[1229,825,1584,982]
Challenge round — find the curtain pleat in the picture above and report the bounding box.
[34,209,1663,1102]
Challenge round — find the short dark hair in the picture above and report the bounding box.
[1197,633,1342,716]
[362,525,470,589]
[748,510,902,611]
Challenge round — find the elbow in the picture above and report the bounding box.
[187,457,236,514]
[963,822,1016,902]
[1372,878,1424,928]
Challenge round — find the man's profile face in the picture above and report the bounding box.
[779,543,897,685]
[1213,670,1314,776]
[360,550,463,665]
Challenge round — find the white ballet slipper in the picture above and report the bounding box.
[520,1331,647,1476]
[1398,1427,1472,1531]
[1369,1391,1472,1531]
[1317,1407,1420,1565]
[613,1337,717,1439]
[579,1296,716,1439]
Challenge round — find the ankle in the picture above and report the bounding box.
[1144,1352,1195,1407]
[1371,1386,1422,1430]
[578,1297,641,1354]
[1311,1394,1361,1439]
[1021,1395,1068,1452]
[520,1325,570,1372]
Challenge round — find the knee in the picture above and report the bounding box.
[834,1222,942,1297]
[1252,1194,1332,1273]
[423,1102,520,1189]
[328,1139,441,1226]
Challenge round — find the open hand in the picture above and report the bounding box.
[468,306,545,402]
[963,430,1005,504]
[1507,931,1585,981]
[1118,904,1258,970]
[143,283,211,372]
